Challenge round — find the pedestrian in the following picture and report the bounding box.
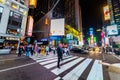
[31,45,34,56]
[57,43,63,69]
[45,46,49,55]
[18,46,23,57]
[25,45,30,57]
[34,44,39,56]
[53,46,56,55]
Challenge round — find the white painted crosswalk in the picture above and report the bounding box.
[44,56,77,69]
[87,60,103,80]
[62,58,92,80]
[31,55,104,80]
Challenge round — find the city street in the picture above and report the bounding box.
[0,52,120,80]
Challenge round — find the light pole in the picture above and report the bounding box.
[16,28,23,54]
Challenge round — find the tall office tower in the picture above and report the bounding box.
[64,0,82,31]
[107,0,120,33]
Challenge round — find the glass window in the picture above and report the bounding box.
[0,6,3,22]
[20,0,25,5]
[7,11,23,35]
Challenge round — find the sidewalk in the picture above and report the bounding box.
[112,53,120,60]
[0,53,25,62]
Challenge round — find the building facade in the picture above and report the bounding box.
[107,0,120,34]
[33,0,83,45]
[0,0,29,48]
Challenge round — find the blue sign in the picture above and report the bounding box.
[50,36,61,40]
[41,38,48,41]
[90,31,93,35]
[89,28,93,31]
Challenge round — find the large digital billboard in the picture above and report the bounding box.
[103,5,110,20]
[107,24,118,35]
[27,16,34,37]
[50,18,65,36]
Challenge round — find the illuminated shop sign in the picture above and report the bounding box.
[6,37,19,41]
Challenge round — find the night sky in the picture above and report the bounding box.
[79,0,107,44]
[80,0,107,32]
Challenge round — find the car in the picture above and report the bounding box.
[70,47,88,54]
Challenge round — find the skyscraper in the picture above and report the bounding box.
[107,0,120,34]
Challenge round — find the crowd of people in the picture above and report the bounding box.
[18,43,70,69]
[18,43,70,57]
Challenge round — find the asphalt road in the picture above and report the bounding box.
[0,52,120,80]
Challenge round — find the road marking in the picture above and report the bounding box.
[54,77,61,80]
[40,59,58,65]
[87,60,103,80]
[36,57,57,62]
[51,57,84,75]
[31,54,57,60]
[62,58,92,80]
[0,56,25,62]
[0,62,37,73]
[112,54,120,60]
[40,56,72,65]
[44,56,77,69]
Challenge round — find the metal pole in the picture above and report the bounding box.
[16,29,22,54]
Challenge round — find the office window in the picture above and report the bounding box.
[7,11,23,35]
[20,0,25,5]
[0,6,3,22]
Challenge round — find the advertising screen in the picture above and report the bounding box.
[107,25,118,35]
[50,18,65,36]
[27,16,34,36]
[103,5,110,20]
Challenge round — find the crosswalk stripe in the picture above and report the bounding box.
[32,55,57,60]
[39,56,72,65]
[36,57,57,62]
[51,57,84,75]
[44,56,78,69]
[87,60,103,80]
[54,77,61,80]
[40,59,58,65]
[61,58,92,80]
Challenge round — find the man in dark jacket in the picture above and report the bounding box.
[18,46,23,57]
[57,43,63,69]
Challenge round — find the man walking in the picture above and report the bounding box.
[57,43,63,69]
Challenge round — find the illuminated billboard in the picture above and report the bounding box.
[50,18,65,36]
[103,5,110,20]
[27,16,34,36]
[107,24,118,35]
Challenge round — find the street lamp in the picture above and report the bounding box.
[16,28,23,54]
